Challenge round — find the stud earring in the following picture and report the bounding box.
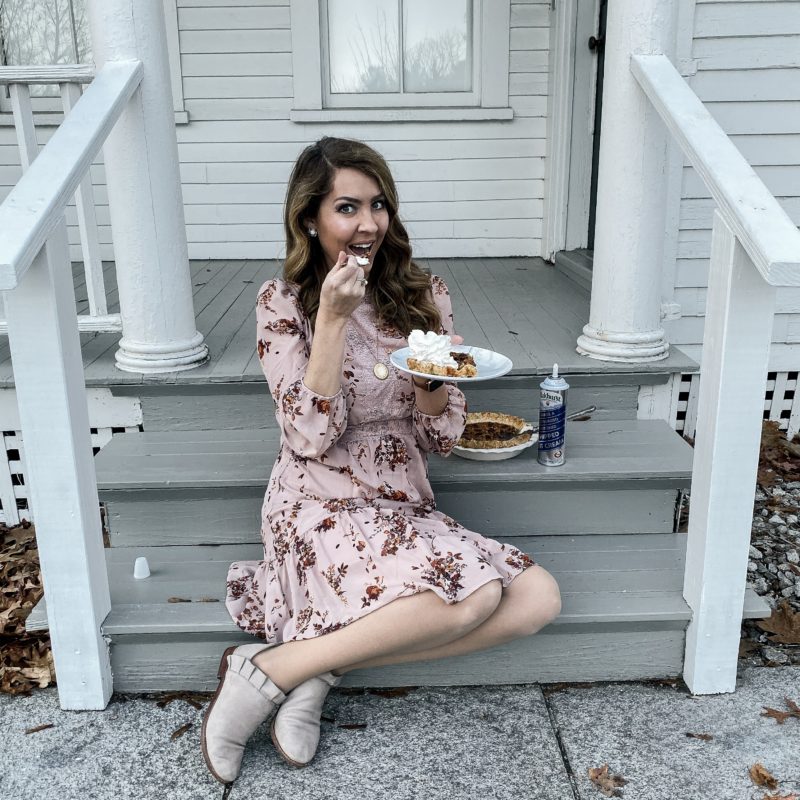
[308,228,317,237]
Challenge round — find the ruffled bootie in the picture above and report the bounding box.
[270,671,342,767]
[201,643,286,783]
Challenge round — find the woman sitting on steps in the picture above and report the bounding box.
[201,136,562,784]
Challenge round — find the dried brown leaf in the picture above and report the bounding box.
[757,601,800,645]
[761,698,800,725]
[587,764,628,797]
[167,597,191,604]
[749,762,779,790]
[368,687,416,698]
[170,722,193,741]
[25,723,54,735]
[762,707,795,724]
[685,732,714,741]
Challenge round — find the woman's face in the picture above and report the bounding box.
[308,167,390,276]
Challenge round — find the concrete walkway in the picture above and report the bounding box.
[1,665,799,800]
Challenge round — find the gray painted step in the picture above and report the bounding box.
[108,372,666,433]
[26,534,771,690]
[96,420,694,545]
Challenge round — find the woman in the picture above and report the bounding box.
[201,137,562,784]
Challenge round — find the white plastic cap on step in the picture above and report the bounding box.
[133,556,151,580]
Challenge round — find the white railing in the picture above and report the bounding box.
[0,59,143,710]
[632,54,800,694]
[0,65,122,334]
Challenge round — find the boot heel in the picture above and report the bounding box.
[217,646,237,680]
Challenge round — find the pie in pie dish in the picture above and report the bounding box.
[457,411,533,449]
[407,351,478,378]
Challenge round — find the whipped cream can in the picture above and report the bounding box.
[537,364,569,466]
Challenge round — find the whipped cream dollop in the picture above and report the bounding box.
[408,329,458,368]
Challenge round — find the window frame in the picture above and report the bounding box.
[0,0,187,125]
[290,0,511,122]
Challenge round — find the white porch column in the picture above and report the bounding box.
[87,0,207,373]
[575,0,676,362]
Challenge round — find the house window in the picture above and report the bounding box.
[0,0,187,123]
[324,0,476,108]
[290,0,511,122]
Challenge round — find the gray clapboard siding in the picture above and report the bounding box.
[675,2,800,365]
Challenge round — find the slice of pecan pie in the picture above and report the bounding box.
[407,351,478,378]
[458,411,533,449]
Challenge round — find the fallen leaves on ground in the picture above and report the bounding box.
[1,522,42,637]
[25,723,54,735]
[757,601,800,645]
[0,522,55,695]
[587,764,628,797]
[750,762,779,790]
[170,722,193,740]
[155,691,208,710]
[368,687,417,698]
[758,422,800,492]
[685,732,714,741]
[761,698,800,725]
[763,793,800,800]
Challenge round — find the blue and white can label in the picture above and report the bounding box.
[537,367,569,466]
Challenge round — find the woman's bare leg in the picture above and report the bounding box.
[252,578,503,692]
[337,564,561,672]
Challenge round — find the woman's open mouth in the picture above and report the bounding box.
[348,242,374,264]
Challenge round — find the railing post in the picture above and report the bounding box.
[683,211,776,694]
[86,0,207,373]
[576,0,675,362]
[4,220,113,710]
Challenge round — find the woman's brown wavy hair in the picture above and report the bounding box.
[283,137,441,335]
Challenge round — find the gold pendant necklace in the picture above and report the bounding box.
[373,362,389,380]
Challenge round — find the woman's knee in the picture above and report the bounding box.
[452,579,503,634]
[511,566,562,637]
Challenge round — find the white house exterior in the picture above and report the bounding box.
[1,0,799,709]
[1,0,799,369]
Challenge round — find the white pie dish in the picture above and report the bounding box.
[452,426,538,461]
[389,345,513,383]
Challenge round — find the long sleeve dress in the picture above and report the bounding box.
[225,274,535,643]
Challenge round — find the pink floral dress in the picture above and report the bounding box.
[225,275,535,642]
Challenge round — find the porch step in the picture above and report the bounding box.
[26,534,770,690]
[95,419,694,546]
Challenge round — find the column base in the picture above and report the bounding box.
[576,324,670,362]
[114,331,209,373]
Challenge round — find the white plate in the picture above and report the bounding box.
[389,345,513,383]
[452,428,538,461]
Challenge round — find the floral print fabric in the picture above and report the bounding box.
[225,275,535,642]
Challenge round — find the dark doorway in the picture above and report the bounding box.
[587,0,608,250]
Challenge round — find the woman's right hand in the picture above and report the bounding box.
[318,251,366,321]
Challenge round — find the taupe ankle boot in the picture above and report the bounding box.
[201,643,286,784]
[270,671,342,766]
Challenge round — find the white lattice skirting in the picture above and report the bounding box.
[0,426,141,526]
[672,371,800,441]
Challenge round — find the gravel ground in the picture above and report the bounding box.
[739,477,800,667]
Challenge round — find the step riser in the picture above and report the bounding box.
[104,486,680,546]
[109,625,686,692]
[118,378,650,432]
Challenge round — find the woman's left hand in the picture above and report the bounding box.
[452,334,464,345]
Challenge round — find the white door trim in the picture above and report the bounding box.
[543,0,600,261]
